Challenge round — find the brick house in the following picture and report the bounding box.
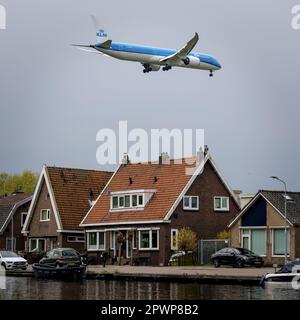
[22,166,112,253]
[229,190,300,266]
[0,193,32,252]
[80,153,240,266]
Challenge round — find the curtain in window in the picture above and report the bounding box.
[273,229,290,255]
[251,229,266,256]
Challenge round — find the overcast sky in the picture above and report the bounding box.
[0,0,300,193]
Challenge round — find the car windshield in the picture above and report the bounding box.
[237,248,254,255]
[62,250,77,257]
[0,251,18,258]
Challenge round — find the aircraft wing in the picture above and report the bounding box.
[160,32,199,63]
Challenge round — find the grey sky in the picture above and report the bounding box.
[0,0,299,193]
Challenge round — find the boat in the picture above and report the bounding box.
[260,260,300,286]
[32,263,86,280]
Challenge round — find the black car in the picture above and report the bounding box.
[39,248,83,268]
[211,247,264,268]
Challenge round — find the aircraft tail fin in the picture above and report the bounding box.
[91,15,112,45]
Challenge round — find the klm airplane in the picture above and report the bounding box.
[73,28,221,76]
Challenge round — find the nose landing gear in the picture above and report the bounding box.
[209,70,213,77]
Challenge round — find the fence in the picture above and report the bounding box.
[198,239,230,265]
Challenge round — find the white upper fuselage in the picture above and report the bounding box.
[94,42,222,71]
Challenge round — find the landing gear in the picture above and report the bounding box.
[162,65,172,71]
[142,63,152,73]
[143,68,152,73]
[209,70,213,77]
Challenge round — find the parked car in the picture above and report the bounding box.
[0,251,28,270]
[211,247,264,268]
[39,248,83,268]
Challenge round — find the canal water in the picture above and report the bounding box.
[1,277,300,300]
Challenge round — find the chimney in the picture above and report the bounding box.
[204,145,209,156]
[159,152,170,165]
[122,153,130,165]
[196,147,204,164]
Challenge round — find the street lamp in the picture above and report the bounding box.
[270,176,288,264]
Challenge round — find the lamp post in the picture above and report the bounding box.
[270,176,288,264]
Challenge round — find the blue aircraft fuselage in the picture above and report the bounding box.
[94,42,222,72]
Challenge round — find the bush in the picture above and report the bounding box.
[177,227,198,252]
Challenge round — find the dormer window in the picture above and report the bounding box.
[110,190,154,211]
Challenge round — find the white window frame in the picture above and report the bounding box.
[21,212,28,227]
[50,238,57,250]
[240,227,267,257]
[214,196,229,211]
[86,231,106,251]
[183,196,199,210]
[40,209,50,222]
[271,227,290,257]
[6,237,16,251]
[29,238,46,252]
[171,229,178,250]
[110,193,145,210]
[67,236,85,243]
[138,229,159,251]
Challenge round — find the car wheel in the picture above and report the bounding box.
[236,259,244,268]
[213,259,220,268]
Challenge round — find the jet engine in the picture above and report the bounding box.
[181,56,200,66]
[148,64,161,71]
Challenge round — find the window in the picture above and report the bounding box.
[87,232,106,251]
[119,196,125,208]
[273,229,290,256]
[40,209,50,221]
[125,195,130,207]
[112,196,118,209]
[21,212,27,227]
[214,197,229,211]
[67,236,85,243]
[88,232,97,250]
[99,232,105,250]
[183,196,199,210]
[110,231,116,250]
[171,229,178,250]
[50,239,57,249]
[111,194,145,210]
[138,195,144,206]
[132,195,137,207]
[29,238,46,252]
[6,238,16,251]
[241,229,266,256]
[139,229,159,250]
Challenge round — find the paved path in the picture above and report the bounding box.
[8,265,275,284]
[87,265,274,280]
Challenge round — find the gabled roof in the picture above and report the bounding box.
[228,190,300,227]
[81,155,240,226]
[23,166,112,232]
[0,193,32,234]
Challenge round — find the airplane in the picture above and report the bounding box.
[73,26,222,76]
